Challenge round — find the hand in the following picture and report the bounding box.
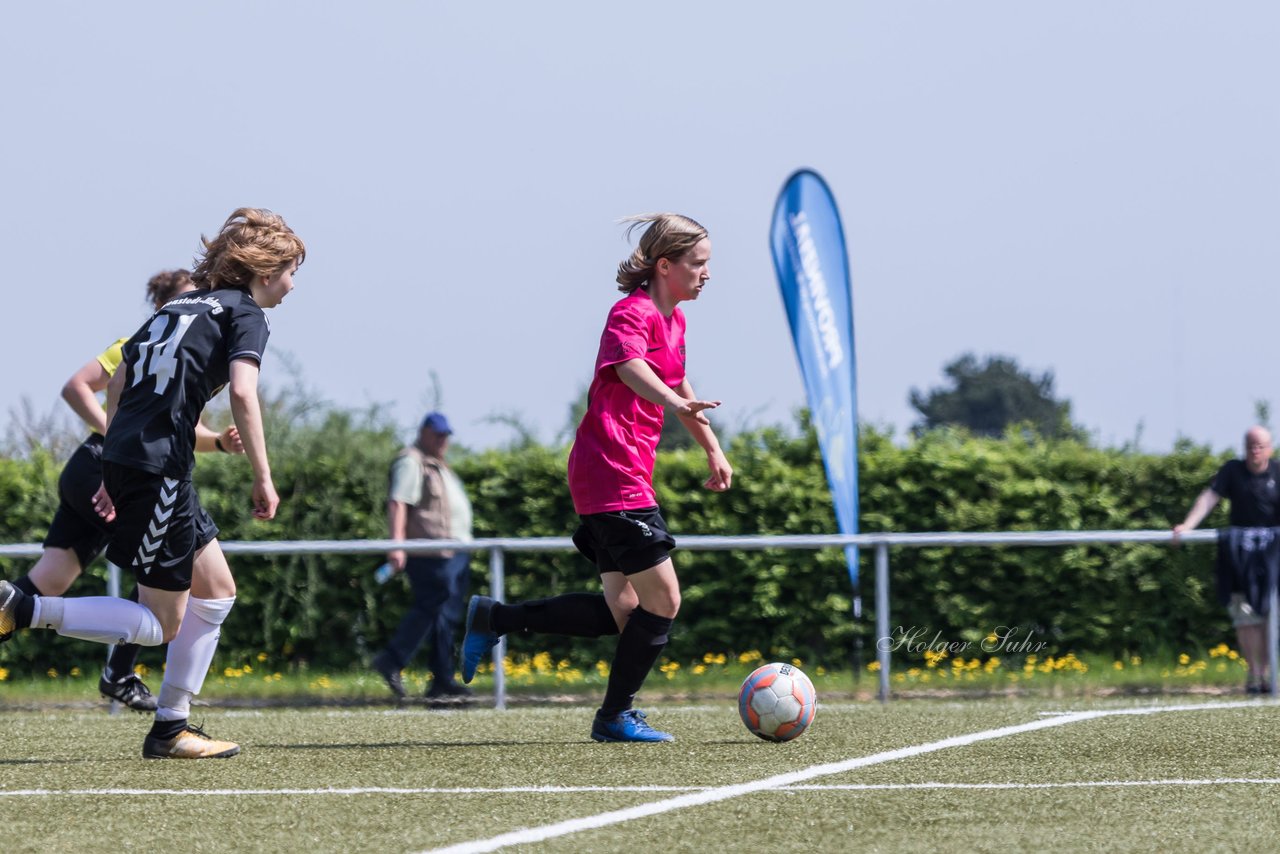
[252,476,279,520]
[675,398,721,426]
[92,482,116,523]
[220,425,245,454]
[704,450,733,492]
[1171,523,1187,548]
[388,549,407,572]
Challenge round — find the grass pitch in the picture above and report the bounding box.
[2,697,1279,852]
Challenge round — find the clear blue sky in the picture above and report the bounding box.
[2,2,1275,453]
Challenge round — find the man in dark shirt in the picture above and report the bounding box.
[1173,425,1278,692]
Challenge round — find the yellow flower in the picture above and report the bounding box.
[0,667,8,682]
[1113,661,1124,671]
[1178,653,1190,666]
[692,664,707,675]
[134,664,150,677]
[257,652,269,662]
[867,661,881,672]
[659,661,681,680]
[46,668,58,679]
[738,650,763,664]
[70,667,82,678]
[596,660,610,678]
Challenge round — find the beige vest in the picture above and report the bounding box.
[396,446,455,557]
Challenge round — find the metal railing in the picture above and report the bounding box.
[4,528,1275,705]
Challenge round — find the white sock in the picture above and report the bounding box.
[30,596,163,646]
[155,597,235,722]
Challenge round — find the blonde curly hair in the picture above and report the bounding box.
[191,208,306,292]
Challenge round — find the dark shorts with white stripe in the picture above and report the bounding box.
[572,506,676,575]
[102,462,218,592]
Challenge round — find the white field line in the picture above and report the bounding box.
[423,699,1266,854]
[5,778,1280,799]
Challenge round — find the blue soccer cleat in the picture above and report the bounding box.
[590,709,675,743]
[460,595,500,684]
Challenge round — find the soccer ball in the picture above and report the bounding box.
[738,662,817,742]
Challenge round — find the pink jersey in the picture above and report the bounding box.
[568,288,687,514]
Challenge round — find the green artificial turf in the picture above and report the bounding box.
[2,698,1278,852]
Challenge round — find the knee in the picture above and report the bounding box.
[642,589,680,620]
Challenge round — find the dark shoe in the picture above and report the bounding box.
[99,672,158,712]
[0,580,25,642]
[372,652,407,699]
[460,595,500,684]
[590,709,674,743]
[426,681,473,699]
[143,723,240,759]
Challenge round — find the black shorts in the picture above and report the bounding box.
[42,435,112,569]
[572,506,676,575]
[102,462,218,592]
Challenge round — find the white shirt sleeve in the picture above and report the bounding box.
[388,454,422,506]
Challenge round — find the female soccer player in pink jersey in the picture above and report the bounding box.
[460,213,733,742]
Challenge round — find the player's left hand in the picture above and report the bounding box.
[220,425,245,454]
[704,450,733,492]
[92,482,117,523]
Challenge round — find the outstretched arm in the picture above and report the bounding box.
[615,358,721,421]
[1172,488,1221,544]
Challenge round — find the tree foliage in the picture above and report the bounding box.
[910,353,1083,440]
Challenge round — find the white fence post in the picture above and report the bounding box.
[875,542,890,702]
[490,548,506,711]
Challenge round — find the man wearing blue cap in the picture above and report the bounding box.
[372,411,474,699]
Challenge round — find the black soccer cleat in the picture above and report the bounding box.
[99,672,158,712]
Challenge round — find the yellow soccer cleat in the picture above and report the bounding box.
[0,580,24,642]
[142,724,241,760]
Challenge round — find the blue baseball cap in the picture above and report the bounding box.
[420,411,453,435]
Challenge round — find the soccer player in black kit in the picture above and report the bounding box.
[0,208,305,759]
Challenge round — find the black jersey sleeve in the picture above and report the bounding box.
[226,298,270,366]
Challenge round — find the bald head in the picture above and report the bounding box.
[1245,426,1273,473]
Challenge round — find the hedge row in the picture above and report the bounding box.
[0,412,1233,676]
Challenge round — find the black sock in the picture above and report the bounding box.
[14,575,43,596]
[493,594,619,638]
[598,607,673,719]
[105,644,142,681]
[148,718,188,740]
[15,595,34,629]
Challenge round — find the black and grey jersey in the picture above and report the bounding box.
[103,288,269,478]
